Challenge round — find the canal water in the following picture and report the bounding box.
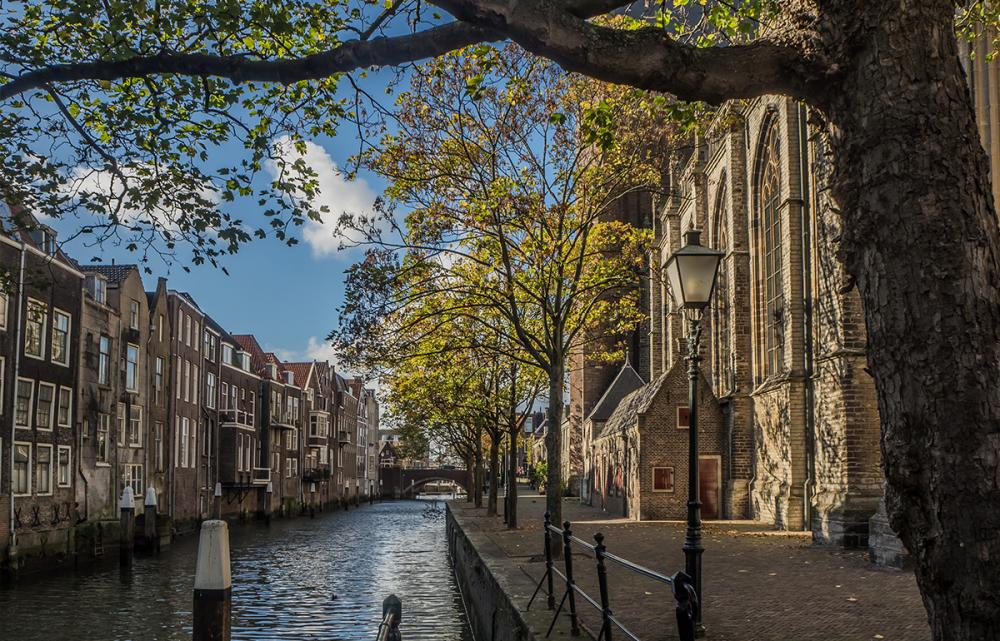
[0,499,473,641]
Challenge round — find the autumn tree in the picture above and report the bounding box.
[3,0,1000,635]
[335,46,657,527]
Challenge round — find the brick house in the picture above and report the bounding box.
[0,220,84,572]
[165,291,206,528]
[215,331,263,518]
[593,361,724,520]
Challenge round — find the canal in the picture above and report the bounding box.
[0,499,473,641]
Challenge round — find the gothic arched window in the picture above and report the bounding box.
[759,122,784,377]
[712,182,732,394]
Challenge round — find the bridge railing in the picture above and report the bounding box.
[527,512,697,641]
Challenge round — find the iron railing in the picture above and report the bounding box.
[528,512,697,641]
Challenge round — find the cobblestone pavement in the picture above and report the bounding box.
[452,491,930,641]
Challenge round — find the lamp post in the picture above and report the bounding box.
[664,228,723,636]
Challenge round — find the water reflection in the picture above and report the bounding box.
[0,500,472,641]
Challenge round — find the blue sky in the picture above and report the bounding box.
[54,90,395,366]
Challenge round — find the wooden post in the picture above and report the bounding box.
[264,482,273,525]
[120,486,135,567]
[193,520,232,641]
[144,486,158,553]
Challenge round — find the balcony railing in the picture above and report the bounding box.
[303,467,331,481]
[338,430,351,445]
[252,467,270,486]
[220,408,253,428]
[308,433,328,446]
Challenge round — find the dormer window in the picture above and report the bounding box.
[221,344,233,365]
[32,227,57,256]
[265,362,278,379]
[241,352,251,371]
[86,274,107,305]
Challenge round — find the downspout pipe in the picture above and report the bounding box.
[10,244,26,552]
[798,104,817,532]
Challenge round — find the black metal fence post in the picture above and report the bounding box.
[672,571,697,641]
[594,533,613,641]
[562,521,580,637]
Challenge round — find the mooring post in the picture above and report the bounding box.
[264,482,273,526]
[120,486,135,567]
[193,520,232,641]
[380,594,403,641]
[214,482,222,520]
[143,486,158,553]
[309,483,316,518]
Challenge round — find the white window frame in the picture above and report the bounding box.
[158,314,164,342]
[35,381,55,431]
[155,357,164,405]
[192,364,199,407]
[97,413,111,465]
[51,308,71,366]
[129,300,140,329]
[0,356,5,415]
[193,321,200,352]
[15,378,33,429]
[206,372,217,409]
[181,417,190,468]
[35,443,53,496]
[57,386,72,427]
[129,405,143,448]
[125,343,139,392]
[220,382,229,410]
[183,359,190,402]
[24,298,47,360]
[184,314,191,346]
[123,463,143,498]
[57,445,72,487]
[13,441,31,496]
[98,335,111,385]
[0,290,8,330]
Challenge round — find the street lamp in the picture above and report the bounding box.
[664,228,723,635]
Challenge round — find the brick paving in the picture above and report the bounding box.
[452,491,930,641]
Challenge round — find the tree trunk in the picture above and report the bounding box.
[487,436,500,516]
[818,2,1000,637]
[508,421,519,529]
[545,363,564,532]
[465,454,474,503]
[474,430,484,509]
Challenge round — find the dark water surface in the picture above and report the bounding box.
[0,500,473,641]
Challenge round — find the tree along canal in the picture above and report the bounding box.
[0,499,473,641]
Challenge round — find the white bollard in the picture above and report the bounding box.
[193,520,232,641]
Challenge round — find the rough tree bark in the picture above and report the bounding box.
[545,357,564,538]
[488,436,500,516]
[508,420,519,529]
[474,427,484,509]
[811,3,1000,638]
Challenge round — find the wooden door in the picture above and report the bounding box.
[698,456,721,519]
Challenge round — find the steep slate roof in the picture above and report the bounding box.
[587,363,645,423]
[80,263,138,285]
[232,334,269,375]
[596,370,672,441]
[203,312,237,345]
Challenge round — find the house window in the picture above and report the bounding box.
[190,420,197,466]
[652,467,675,493]
[57,387,71,427]
[126,343,139,391]
[0,291,7,329]
[129,405,143,447]
[97,414,111,463]
[129,300,140,329]
[193,321,199,351]
[183,360,190,402]
[93,276,107,304]
[192,364,199,406]
[249,391,255,419]
[206,373,217,409]
[155,357,164,405]
[154,422,164,472]
[158,314,164,341]
[13,442,30,495]
[118,403,127,444]
[123,464,143,498]
[759,122,784,377]
[24,299,46,359]
[221,344,233,364]
[220,382,229,410]
[57,446,71,487]
[677,406,690,430]
[180,417,190,468]
[175,356,182,399]
[52,310,70,366]
[15,378,33,428]
[98,335,111,384]
[205,332,217,361]
[35,382,55,430]
[36,444,52,495]
[184,314,191,346]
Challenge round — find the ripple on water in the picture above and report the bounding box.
[0,500,472,641]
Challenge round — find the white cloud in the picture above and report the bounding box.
[272,336,382,396]
[267,137,377,258]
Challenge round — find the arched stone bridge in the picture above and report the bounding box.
[380,466,469,499]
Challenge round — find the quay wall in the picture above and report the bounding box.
[446,504,580,641]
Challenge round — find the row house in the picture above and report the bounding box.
[0,216,379,575]
[0,220,83,572]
